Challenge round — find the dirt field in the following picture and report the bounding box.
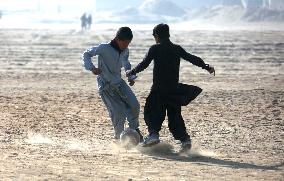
[0,28,283,180]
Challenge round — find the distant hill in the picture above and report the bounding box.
[110,0,284,23]
[184,5,284,23]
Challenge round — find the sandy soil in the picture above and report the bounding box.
[0,28,283,180]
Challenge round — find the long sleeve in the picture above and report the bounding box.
[121,48,131,71]
[121,48,137,81]
[178,45,209,70]
[131,46,155,75]
[82,46,100,71]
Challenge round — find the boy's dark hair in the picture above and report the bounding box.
[116,27,133,40]
[153,23,170,39]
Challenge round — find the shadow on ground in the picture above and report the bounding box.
[137,143,284,171]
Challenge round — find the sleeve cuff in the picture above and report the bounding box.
[202,64,210,71]
[128,74,137,81]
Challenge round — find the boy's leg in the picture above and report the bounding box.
[167,105,190,142]
[144,91,166,134]
[120,82,144,141]
[142,91,166,146]
[120,81,140,130]
[100,90,127,139]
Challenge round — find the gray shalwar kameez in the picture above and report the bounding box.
[82,43,140,138]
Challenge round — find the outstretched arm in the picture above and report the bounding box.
[178,45,215,76]
[126,46,155,77]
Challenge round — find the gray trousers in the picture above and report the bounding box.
[99,80,140,139]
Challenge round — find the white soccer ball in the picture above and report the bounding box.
[120,128,140,148]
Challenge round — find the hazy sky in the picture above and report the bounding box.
[0,0,95,14]
[95,0,222,11]
[0,0,224,12]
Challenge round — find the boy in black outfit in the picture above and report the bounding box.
[127,23,215,151]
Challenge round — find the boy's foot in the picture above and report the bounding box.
[141,133,160,147]
[180,139,192,153]
[135,128,144,143]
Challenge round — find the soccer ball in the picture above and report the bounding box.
[120,128,140,148]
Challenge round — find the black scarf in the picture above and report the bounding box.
[110,39,122,54]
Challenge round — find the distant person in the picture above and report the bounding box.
[80,13,87,30]
[0,11,2,19]
[87,14,92,29]
[126,23,215,152]
[81,27,143,142]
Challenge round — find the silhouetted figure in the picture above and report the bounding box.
[87,14,92,29]
[80,13,87,30]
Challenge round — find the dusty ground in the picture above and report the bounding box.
[0,28,283,180]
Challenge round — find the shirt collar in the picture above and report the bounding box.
[110,39,122,54]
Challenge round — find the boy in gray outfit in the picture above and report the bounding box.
[82,27,143,141]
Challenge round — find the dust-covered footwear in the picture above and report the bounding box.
[180,139,192,153]
[141,133,160,147]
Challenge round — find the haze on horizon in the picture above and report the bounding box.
[0,0,283,30]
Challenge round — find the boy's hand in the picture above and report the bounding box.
[207,66,215,76]
[128,79,135,86]
[126,70,137,86]
[92,67,102,75]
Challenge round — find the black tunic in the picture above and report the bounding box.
[130,39,209,95]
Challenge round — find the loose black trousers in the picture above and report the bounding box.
[144,83,202,142]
